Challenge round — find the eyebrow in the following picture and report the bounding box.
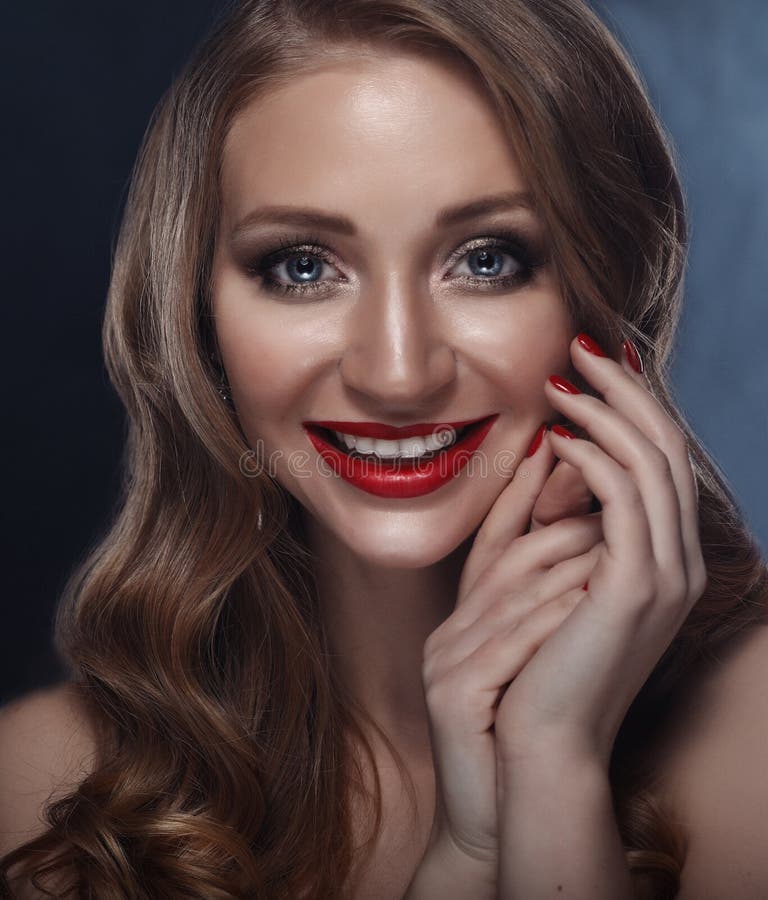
[229,190,537,240]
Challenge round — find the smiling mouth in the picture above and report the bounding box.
[306,415,495,463]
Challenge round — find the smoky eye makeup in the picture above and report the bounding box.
[233,225,550,299]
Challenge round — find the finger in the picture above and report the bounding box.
[546,431,654,580]
[439,545,601,668]
[457,425,555,603]
[455,514,604,626]
[487,514,602,579]
[622,336,704,589]
[571,334,705,596]
[546,385,684,578]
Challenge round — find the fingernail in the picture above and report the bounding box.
[622,338,644,374]
[525,424,547,457]
[548,375,581,395]
[551,424,576,439]
[576,333,607,357]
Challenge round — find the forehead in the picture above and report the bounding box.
[218,51,531,232]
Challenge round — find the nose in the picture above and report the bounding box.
[339,279,457,412]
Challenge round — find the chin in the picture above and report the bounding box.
[336,519,473,570]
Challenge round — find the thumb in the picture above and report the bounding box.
[529,457,596,533]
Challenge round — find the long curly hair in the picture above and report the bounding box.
[2,1,766,897]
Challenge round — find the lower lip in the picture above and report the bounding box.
[303,415,499,499]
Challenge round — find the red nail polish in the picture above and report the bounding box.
[576,333,607,357]
[525,424,547,457]
[548,375,581,394]
[622,338,644,374]
[551,424,576,439]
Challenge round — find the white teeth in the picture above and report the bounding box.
[332,428,464,458]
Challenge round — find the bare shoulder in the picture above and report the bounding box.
[653,622,768,899]
[0,681,98,858]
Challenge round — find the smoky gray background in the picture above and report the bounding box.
[2,0,766,703]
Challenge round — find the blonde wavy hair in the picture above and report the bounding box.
[2,0,766,897]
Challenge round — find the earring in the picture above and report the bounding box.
[210,351,232,404]
[217,376,232,405]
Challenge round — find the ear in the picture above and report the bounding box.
[529,457,596,532]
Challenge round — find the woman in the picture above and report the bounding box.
[1,0,767,897]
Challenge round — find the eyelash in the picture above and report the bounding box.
[245,228,546,298]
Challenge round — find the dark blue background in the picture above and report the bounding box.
[2,1,766,703]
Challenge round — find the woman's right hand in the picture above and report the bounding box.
[418,424,603,887]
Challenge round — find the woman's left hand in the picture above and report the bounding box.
[494,332,709,769]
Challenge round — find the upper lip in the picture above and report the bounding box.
[303,415,494,440]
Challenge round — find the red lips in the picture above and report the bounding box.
[304,414,500,499]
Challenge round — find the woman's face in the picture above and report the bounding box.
[211,48,575,568]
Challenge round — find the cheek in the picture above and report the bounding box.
[213,290,316,426]
[459,293,573,399]
[213,264,342,373]
[225,332,306,422]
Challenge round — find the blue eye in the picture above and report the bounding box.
[451,242,527,282]
[244,233,338,297]
[247,229,545,298]
[259,247,335,293]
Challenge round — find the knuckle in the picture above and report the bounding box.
[647,416,687,453]
[425,672,472,721]
[485,595,516,629]
[422,644,447,687]
[587,542,603,561]
[649,446,675,483]
[623,578,657,617]
[627,440,673,486]
[689,561,709,599]
[421,655,437,688]
[613,475,643,508]
[554,516,594,545]
[423,673,453,709]
[422,646,454,689]
[658,571,688,605]
[660,422,689,456]
[423,628,443,659]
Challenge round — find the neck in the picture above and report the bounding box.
[302,507,474,763]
